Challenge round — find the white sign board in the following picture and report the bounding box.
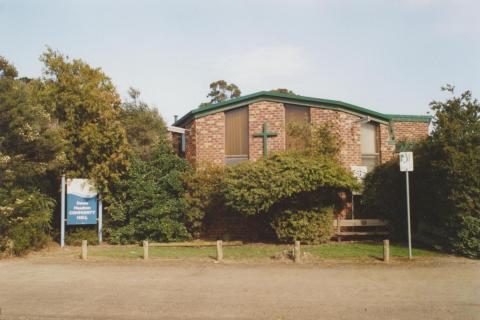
[66,179,98,225]
[399,152,414,172]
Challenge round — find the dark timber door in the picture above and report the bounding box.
[225,107,249,164]
[285,104,310,150]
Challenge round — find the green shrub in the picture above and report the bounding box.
[451,216,480,259]
[183,149,358,241]
[183,165,225,238]
[362,161,405,238]
[181,120,357,241]
[107,143,192,244]
[66,227,99,246]
[363,88,480,258]
[0,189,53,255]
[271,206,334,244]
[223,153,359,216]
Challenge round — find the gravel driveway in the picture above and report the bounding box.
[0,256,478,320]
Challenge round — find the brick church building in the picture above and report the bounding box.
[170,91,430,171]
[169,91,430,239]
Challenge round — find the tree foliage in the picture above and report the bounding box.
[0,189,54,255]
[363,86,480,258]
[270,88,296,95]
[271,206,333,244]
[183,165,226,237]
[120,88,168,160]
[205,80,241,104]
[0,56,18,78]
[0,56,61,255]
[40,49,130,197]
[286,121,341,158]
[108,143,192,243]
[223,154,359,216]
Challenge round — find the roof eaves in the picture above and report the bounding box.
[173,91,430,126]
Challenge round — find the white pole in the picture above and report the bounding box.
[406,171,412,259]
[98,196,103,244]
[60,175,66,247]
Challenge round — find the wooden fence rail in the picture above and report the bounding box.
[333,219,389,239]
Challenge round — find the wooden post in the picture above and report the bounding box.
[337,216,342,243]
[216,240,223,262]
[81,240,88,260]
[383,239,390,263]
[143,240,149,260]
[6,240,14,257]
[294,240,301,263]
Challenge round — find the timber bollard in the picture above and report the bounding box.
[294,240,301,263]
[81,240,88,260]
[336,216,342,243]
[216,240,223,262]
[383,239,390,263]
[143,240,149,260]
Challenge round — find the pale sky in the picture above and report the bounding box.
[1,0,479,124]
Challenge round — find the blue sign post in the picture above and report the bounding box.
[60,177,103,247]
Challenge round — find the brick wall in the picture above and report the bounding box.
[184,120,197,166]
[379,124,395,163]
[310,108,362,167]
[248,101,286,161]
[179,102,430,169]
[195,112,225,166]
[393,121,430,141]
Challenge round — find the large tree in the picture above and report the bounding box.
[40,49,130,196]
[205,80,241,104]
[270,88,296,95]
[0,56,62,255]
[120,87,168,160]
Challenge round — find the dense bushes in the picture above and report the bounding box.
[183,120,358,243]
[223,154,358,216]
[271,207,334,244]
[185,152,358,243]
[0,189,53,255]
[1,51,190,254]
[363,87,480,258]
[452,216,480,258]
[108,143,192,244]
[183,165,225,238]
[0,56,63,255]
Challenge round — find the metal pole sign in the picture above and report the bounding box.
[60,175,66,247]
[60,177,103,247]
[399,152,414,259]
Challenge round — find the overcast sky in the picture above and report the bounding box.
[1,0,479,123]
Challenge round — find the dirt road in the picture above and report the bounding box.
[0,256,479,320]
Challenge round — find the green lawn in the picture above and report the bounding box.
[80,242,441,261]
[303,243,440,259]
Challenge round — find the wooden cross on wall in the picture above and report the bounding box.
[253,122,278,159]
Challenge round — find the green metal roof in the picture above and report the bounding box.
[173,91,432,126]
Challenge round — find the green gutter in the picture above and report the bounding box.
[385,114,432,123]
